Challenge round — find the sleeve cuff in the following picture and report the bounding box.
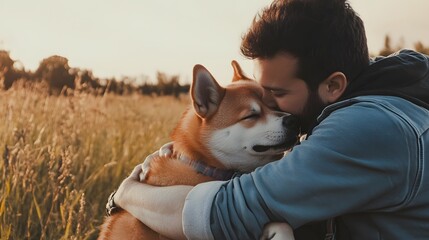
[182,181,225,240]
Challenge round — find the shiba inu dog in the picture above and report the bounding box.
[98,61,300,240]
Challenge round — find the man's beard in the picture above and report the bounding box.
[298,90,327,134]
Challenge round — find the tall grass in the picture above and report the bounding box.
[0,87,188,239]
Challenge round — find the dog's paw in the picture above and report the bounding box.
[139,150,159,182]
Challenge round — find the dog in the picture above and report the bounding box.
[98,61,300,240]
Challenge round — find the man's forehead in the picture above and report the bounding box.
[253,54,299,80]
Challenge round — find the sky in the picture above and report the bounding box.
[0,0,428,85]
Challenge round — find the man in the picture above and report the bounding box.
[112,0,429,239]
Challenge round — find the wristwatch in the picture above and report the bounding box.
[105,190,121,216]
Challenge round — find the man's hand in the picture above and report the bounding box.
[114,165,143,207]
[260,222,295,240]
[110,146,191,240]
[105,165,143,216]
[140,142,174,181]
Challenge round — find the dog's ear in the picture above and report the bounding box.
[192,65,226,119]
[231,60,252,82]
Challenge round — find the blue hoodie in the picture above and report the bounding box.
[182,50,429,240]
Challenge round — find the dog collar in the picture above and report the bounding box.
[177,153,239,181]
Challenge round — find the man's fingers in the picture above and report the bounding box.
[143,150,159,168]
[159,142,173,157]
[138,142,173,182]
[260,222,295,240]
[129,164,143,180]
[140,150,159,181]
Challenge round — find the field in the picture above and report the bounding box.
[0,88,189,239]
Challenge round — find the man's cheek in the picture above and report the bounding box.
[278,99,304,116]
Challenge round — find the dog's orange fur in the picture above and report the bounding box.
[98,61,282,240]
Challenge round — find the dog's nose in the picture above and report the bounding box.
[282,115,300,130]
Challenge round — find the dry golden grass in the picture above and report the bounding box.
[0,87,189,239]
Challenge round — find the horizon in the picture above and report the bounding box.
[1,0,428,85]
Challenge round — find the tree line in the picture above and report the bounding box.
[378,36,429,57]
[1,35,428,96]
[0,52,189,96]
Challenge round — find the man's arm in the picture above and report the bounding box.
[115,100,414,239]
[114,165,192,240]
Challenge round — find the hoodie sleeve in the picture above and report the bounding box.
[182,99,417,239]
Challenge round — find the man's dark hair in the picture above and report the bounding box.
[241,0,369,90]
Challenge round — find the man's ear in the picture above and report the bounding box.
[231,60,253,82]
[191,64,226,119]
[318,72,347,104]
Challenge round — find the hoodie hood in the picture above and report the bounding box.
[339,49,429,109]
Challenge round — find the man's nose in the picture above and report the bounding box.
[262,90,278,109]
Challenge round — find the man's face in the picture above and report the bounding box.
[254,53,327,133]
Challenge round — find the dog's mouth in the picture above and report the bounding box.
[252,143,285,153]
[252,137,298,153]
